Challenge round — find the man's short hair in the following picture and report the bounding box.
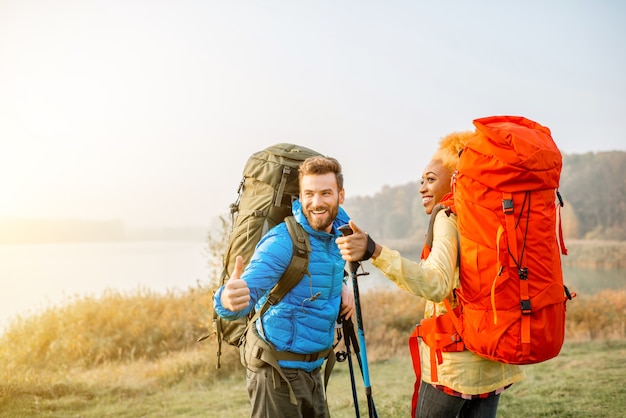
[299,156,344,190]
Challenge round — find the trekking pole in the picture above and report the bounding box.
[337,316,360,417]
[349,261,378,418]
[339,225,378,418]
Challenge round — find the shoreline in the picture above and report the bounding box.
[379,238,626,270]
[562,240,626,269]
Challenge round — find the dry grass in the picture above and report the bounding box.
[357,288,426,361]
[565,288,626,340]
[0,287,210,369]
[0,284,220,404]
[0,283,624,414]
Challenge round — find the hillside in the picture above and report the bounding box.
[560,152,626,240]
[343,150,626,242]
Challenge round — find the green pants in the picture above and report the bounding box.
[246,364,330,418]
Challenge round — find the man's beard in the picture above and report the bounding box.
[303,201,339,232]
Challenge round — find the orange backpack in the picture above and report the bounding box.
[449,115,573,364]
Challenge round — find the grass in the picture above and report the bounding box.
[2,341,623,417]
[499,340,626,417]
[1,287,625,417]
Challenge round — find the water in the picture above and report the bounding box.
[1,241,624,333]
[0,241,210,333]
[359,262,625,296]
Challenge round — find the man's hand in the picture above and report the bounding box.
[335,220,370,262]
[340,282,355,320]
[220,256,251,312]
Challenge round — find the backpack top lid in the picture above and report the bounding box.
[263,143,321,159]
[243,143,323,192]
[458,116,562,192]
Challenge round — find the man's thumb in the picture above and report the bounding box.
[232,255,244,279]
[349,220,362,234]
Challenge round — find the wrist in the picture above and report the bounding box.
[362,233,377,261]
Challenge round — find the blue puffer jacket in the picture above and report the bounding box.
[213,199,350,371]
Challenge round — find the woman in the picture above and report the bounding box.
[336,131,525,418]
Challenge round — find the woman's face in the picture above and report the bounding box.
[419,159,451,215]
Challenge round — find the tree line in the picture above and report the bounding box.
[342,151,626,242]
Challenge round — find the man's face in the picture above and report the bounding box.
[300,172,345,233]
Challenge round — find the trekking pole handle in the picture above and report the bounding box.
[338,224,361,273]
[338,224,353,236]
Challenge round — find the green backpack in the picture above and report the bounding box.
[206,143,323,368]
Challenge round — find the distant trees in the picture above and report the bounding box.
[560,151,626,240]
[344,151,626,242]
[342,182,429,242]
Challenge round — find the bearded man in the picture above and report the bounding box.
[214,155,355,418]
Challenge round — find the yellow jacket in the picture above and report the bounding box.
[372,210,525,394]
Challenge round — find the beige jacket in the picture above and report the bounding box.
[372,210,525,394]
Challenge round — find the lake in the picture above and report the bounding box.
[0,241,210,333]
[1,241,624,333]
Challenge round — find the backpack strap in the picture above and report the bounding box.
[422,204,445,259]
[267,215,311,304]
[244,325,334,405]
[502,191,532,358]
[274,165,292,207]
[423,203,456,259]
[556,190,568,256]
[416,303,464,380]
[408,325,422,418]
[242,216,310,341]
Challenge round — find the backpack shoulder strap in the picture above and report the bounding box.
[266,215,311,304]
[423,203,454,258]
[424,204,446,251]
[246,216,310,325]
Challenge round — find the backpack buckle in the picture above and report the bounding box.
[502,199,514,214]
[518,267,528,280]
[520,299,532,315]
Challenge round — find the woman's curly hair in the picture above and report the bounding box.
[431,130,475,173]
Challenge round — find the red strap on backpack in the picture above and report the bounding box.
[503,192,532,357]
[408,327,421,418]
[409,304,465,417]
[556,191,568,256]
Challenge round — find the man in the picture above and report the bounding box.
[213,155,355,418]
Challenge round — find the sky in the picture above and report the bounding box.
[1,0,625,230]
